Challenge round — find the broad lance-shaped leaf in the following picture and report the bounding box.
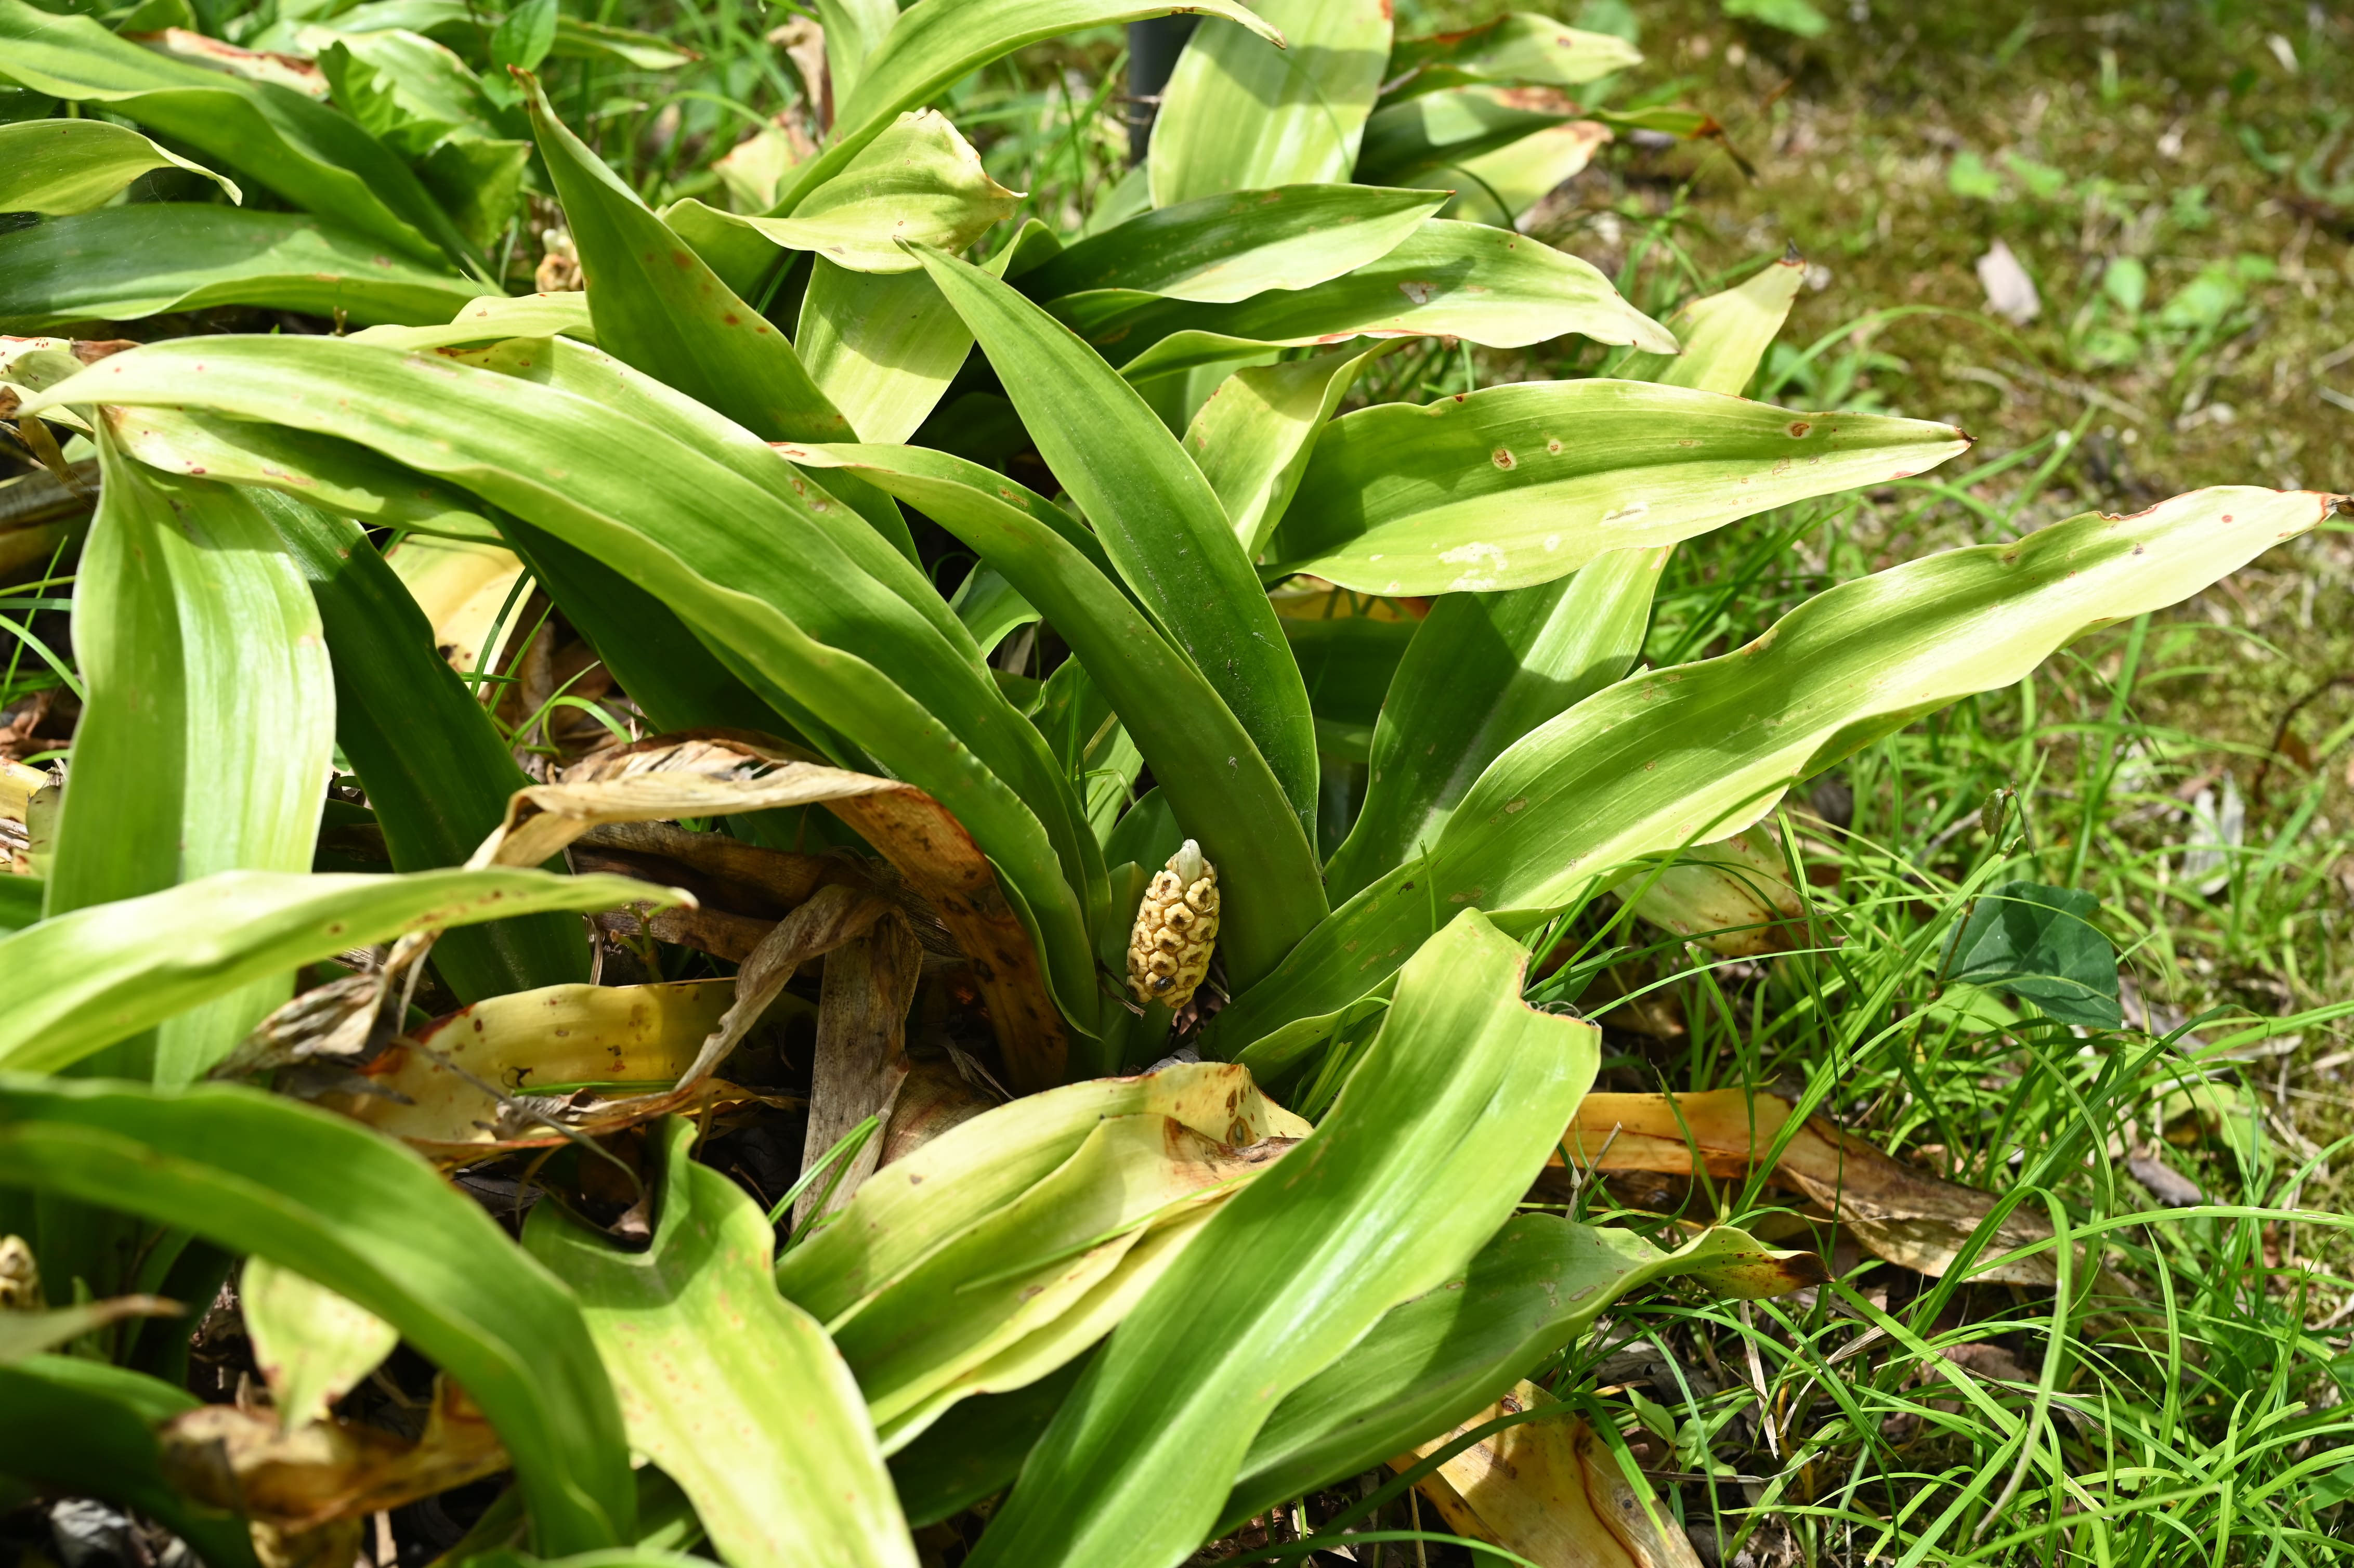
[1597,258,1826,946]
[0,1076,635,1554]
[313,25,510,140]
[963,911,1597,1568]
[1267,378,1970,594]
[0,206,479,332]
[521,71,926,571]
[1019,185,1442,306]
[797,263,973,445]
[780,442,1327,990]
[25,338,1104,1031]
[672,110,1017,275]
[0,1358,260,1568]
[795,220,1054,447]
[1325,256,1802,899]
[1611,249,1806,393]
[914,245,1323,848]
[837,1115,1287,1443]
[777,1061,1306,1324]
[1184,339,1394,557]
[243,1256,401,1429]
[1221,1217,1820,1527]
[0,866,676,1077]
[268,498,593,1001]
[1383,13,1641,97]
[0,117,242,214]
[1285,614,1417,762]
[263,3,698,71]
[1354,84,1574,186]
[1323,549,1655,900]
[106,404,505,544]
[884,1217,1816,1532]
[816,0,898,106]
[1090,219,1676,378]
[0,0,473,269]
[42,439,334,1086]
[499,518,823,763]
[527,1119,920,1568]
[1149,0,1389,207]
[351,289,598,350]
[517,75,851,446]
[770,0,1283,216]
[1401,117,1610,228]
[1206,486,2342,1056]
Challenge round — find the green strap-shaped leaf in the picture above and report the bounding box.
[833,1114,1237,1435]
[523,74,924,569]
[815,0,899,106]
[258,2,697,67]
[518,73,854,448]
[526,1119,920,1568]
[1183,339,1393,556]
[1284,614,1416,748]
[0,116,240,214]
[794,219,1045,447]
[139,461,335,1086]
[1091,219,1676,378]
[797,262,976,445]
[782,442,1327,987]
[350,288,598,349]
[265,498,593,1000]
[915,245,1322,842]
[1223,1218,1813,1526]
[1149,0,1390,207]
[313,25,514,152]
[1383,13,1641,98]
[777,1061,1298,1323]
[1021,186,1442,306]
[1207,486,2342,1053]
[0,1357,259,1568]
[1324,548,1655,900]
[1355,83,1570,185]
[243,1255,400,1428]
[965,911,1596,1568]
[1266,379,1970,595]
[525,82,926,570]
[43,440,335,1086]
[0,879,39,937]
[40,438,186,931]
[28,338,1104,1027]
[775,0,1283,214]
[0,867,666,1076]
[888,1358,1092,1529]
[1396,117,1610,227]
[0,0,473,269]
[106,403,505,543]
[0,1076,635,1554]
[500,516,819,748]
[0,205,479,332]
[1611,250,1806,393]
[677,111,1017,275]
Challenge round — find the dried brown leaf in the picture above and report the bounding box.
[1394,1387,1699,1568]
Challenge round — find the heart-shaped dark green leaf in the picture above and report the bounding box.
[1942,882,2123,1029]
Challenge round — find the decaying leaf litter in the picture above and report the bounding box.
[0,0,2349,1563]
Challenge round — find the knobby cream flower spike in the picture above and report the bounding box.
[1126,839,1220,1009]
